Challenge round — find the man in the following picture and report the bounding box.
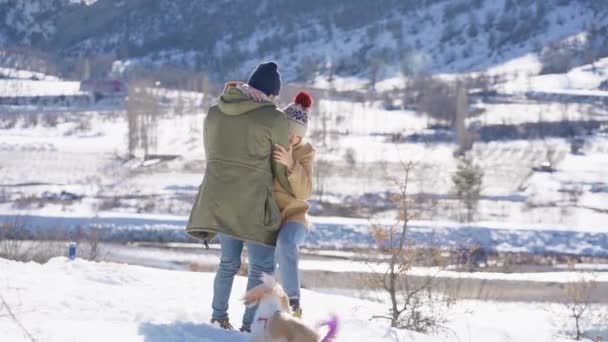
[186,61,293,332]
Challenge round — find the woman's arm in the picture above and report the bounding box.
[288,147,315,200]
[271,115,294,196]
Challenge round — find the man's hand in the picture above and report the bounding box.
[273,144,294,171]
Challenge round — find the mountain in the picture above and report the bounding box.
[1,0,607,82]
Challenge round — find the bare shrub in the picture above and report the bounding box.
[0,218,63,263]
[27,240,64,264]
[0,182,8,202]
[1,217,70,263]
[78,228,105,261]
[137,198,156,213]
[12,195,44,210]
[539,39,584,75]
[97,196,121,211]
[42,112,59,127]
[563,274,598,340]
[455,244,488,272]
[344,148,357,167]
[410,76,459,127]
[0,217,32,261]
[22,113,39,128]
[0,116,18,129]
[63,118,92,136]
[368,161,454,333]
[25,228,68,263]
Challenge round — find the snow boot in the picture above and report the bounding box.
[210,317,234,330]
[290,298,302,318]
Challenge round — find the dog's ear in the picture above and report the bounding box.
[243,284,266,307]
[271,286,291,313]
[280,292,291,313]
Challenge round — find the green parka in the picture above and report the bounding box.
[186,86,293,246]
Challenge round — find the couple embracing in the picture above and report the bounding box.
[186,62,316,333]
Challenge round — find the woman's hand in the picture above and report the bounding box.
[273,144,294,171]
[223,81,239,93]
[236,83,269,102]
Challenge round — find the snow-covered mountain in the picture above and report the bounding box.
[1,0,607,81]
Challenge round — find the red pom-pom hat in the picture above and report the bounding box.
[294,91,313,109]
[283,91,314,136]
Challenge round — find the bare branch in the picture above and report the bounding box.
[0,294,36,342]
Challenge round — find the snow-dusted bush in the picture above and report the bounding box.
[368,162,455,333]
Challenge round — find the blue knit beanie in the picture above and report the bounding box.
[247,62,281,96]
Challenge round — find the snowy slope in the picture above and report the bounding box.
[500,56,608,95]
[0,257,440,342]
[1,258,605,342]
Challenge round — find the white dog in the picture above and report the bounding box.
[243,274,338,342]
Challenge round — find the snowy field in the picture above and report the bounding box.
[1,257,606,342]
[1,102,607,257]
[0,55,607,258]
[0,79,83,97]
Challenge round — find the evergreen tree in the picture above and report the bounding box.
[452,157,484,222]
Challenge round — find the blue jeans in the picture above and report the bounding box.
[211,234,275,328]
[275,221,307,301]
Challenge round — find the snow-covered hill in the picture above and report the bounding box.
[1,0,607,82]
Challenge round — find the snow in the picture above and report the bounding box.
[0,67,60,81]
[370,53,608,102]
[0,257,441,342]
[1,257,606,342]
[500,57,608,95]
[69,0,98,5]
[0,95,606,256]
[0,79,83,97]
[322,288,608,342]
[486,54,544,78]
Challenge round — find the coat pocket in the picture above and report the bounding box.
[263,189,280,227]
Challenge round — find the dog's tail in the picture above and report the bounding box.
[318,315,339,342]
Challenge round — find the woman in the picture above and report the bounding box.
[271,91,316,318]
[229,84,316,318]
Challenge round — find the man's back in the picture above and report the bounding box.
[186,85,292,246]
